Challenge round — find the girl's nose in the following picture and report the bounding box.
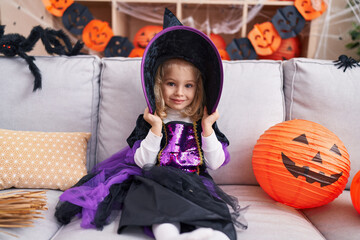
[175,87,184,96]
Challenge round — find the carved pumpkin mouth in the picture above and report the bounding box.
[281,152,343,187]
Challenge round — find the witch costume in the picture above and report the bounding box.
[55,8,247,240]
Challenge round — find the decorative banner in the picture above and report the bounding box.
[248,22,282,56]
[259,36,301,60]
[294,0,327,21]
[271,6,305,39]
[104,36,134,57]
[351,171,360,214]
[226,38,257,60]
[82,20,114,52]
[42,0,328,59]
[252,119,350,209]
[62,3,94,35]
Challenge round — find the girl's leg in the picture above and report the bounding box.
[152,223,214,240]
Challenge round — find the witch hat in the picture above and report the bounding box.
[141,8,223,115]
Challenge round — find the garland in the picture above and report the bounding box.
[42,0,327,59]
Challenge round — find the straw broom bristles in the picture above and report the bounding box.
[0,190,47,233]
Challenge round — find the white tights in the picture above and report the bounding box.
[152,222,230,240]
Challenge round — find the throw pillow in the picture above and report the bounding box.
[0,129,91,191]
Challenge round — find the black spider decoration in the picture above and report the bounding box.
[333,54,360,72]
[0,25,84,91]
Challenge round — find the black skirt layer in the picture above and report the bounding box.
[117,166,246,240]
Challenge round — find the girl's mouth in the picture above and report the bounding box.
[171,99,185,104]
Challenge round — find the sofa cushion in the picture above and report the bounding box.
[301,190,360,240]
[283,58,360,189]
[0,56,101,171]
[0,129,90,190]
[0,189,62,240]
[98,58,285,185]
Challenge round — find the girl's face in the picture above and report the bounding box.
[161,61,197,111]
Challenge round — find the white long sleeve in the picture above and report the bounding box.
[202,130,225,170]
[134,130,162,168]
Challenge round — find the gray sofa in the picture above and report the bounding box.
[0,55,360,239]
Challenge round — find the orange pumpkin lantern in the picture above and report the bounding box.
[133,25,163,49]
[82,19,114,52]
[260,37,301,60]
[294,0,327,21]
[128,48,145,58]
[252,119,350,209]
[42,0,74,17]
[351,171,360,214]
[218,49,230,61]
[248,22,281,56]
[210,33,227,50]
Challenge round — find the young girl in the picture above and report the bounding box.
[55,8,247,240]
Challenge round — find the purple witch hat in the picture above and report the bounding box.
[141,8,223,115]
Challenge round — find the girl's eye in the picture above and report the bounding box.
[167,82,175,86]
[185,84,193,88]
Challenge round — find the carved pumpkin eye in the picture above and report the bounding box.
[330,144,342,156]
[293,133,308,144]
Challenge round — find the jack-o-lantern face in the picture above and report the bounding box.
[281,133,343,187]
[248,22,281,56]
[226,38,257,60]
[62,3,93,35]
[133,25,162,49]
[271,6,306,39]
[252,119,350,209]
[294,0,327,21]
[104,36,134,57]
[82,19,114,52]
[42,0,74,17]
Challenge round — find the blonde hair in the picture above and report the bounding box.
[154,58,205,122]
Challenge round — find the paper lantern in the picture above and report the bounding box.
[133,25,162,49]
[128,48,145,58]
[248,22,281,56]
[259,37,301,60]
[210,33,227,50]
[252,119,350,209]
[351,171,360,214]
[62,2,94,35]
[82,19,113,52]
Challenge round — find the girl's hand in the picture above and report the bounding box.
[202,107,219,137]
[143,107,163,136]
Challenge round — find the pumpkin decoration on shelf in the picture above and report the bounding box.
[133,25,163,49]
[210,33,229,60]
[260,36,301,60]
[128,48,145,58]
[82,19,114,52]
[248,22,282,56]
[351,171,360,214]
[252,119,350,209]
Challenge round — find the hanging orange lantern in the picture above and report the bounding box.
[42,0,74,17]
[260,36,301,60]
[252,119,350,209]
[128,48,145,58]
[351,171,360,214]
[294,0,327,21]
[218,49,230,61]
[133,25,163,49]
[210,33,227,50]
[248,22,281,56]
[82,19,114,52]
